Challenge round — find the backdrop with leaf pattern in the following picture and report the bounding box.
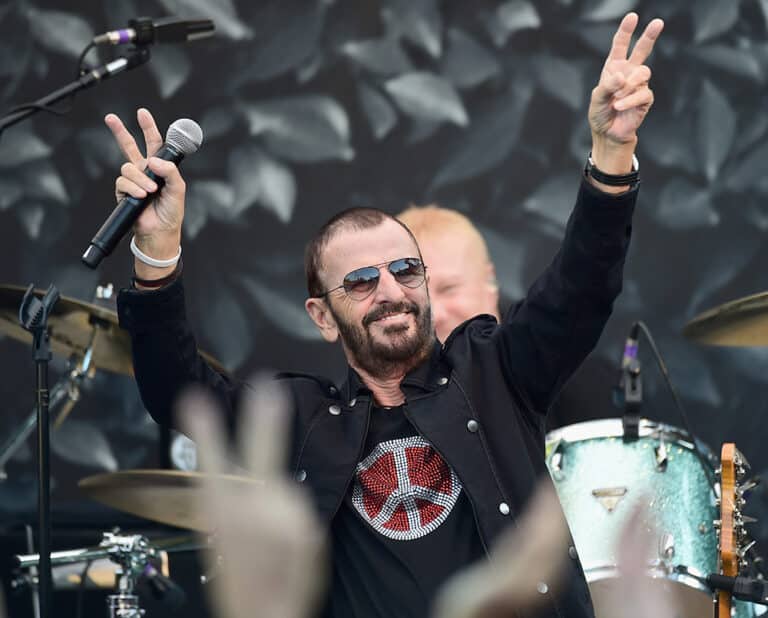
[1,0,768,547]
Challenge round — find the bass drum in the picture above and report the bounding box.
[545,418,759,618]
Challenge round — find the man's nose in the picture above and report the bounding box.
[372,268,406,302]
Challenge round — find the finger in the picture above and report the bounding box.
[607,12,639,61]
[238,374,291,479]
[146,157,186,196]
[628,18,664,66]
[614,87,654,111]
[177,387,230,477]
[120,161,159,193]
[104,113,145,165]
[115,176,148,200]
[137,108,164,158]
[592,73,627,105]
[614,65,651,99]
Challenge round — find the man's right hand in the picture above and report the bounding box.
[105,108,186,280]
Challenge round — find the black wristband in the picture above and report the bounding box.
[132,258,183,289]
[585,152,640,187]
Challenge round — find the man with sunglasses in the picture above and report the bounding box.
[113,12,663,618]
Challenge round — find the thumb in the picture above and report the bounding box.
[593,72,626,104]
[147,156,186,196]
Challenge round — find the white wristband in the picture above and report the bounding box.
[130,236,182,268]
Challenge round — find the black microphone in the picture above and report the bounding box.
[616,322,642,440]
[93,17,215,46]
[613,322,640,405]
[621,322,640,370]
[81,119,203,269]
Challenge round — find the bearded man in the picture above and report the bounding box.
[112,13,663,618]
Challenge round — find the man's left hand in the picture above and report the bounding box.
[588,13,664,181]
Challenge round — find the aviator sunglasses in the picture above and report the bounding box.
[318,257,427,301]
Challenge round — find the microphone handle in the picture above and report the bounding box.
[81,143,183,269]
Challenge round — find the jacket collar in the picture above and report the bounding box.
[341,340,446,403]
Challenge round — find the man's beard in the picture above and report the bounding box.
[331,299,434,376]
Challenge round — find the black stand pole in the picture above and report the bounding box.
[19,284,60,618]
[0,46,150,134]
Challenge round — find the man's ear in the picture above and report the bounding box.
[485,261,501,317]
[305,297,339,343]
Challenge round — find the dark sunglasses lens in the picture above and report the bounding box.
[343,266,380,299]
[390,258,425,288]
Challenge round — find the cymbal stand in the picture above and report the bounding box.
[16,531,156,618]
[101,532,153,618]
[0,327,96,479]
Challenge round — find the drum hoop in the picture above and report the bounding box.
[583,562,711,596]
[545,418,716,465]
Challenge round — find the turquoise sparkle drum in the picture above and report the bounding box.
[545,419,759,618]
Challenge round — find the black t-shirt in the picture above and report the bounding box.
[324,404,485,618]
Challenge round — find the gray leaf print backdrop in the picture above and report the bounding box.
[1,0,768,552]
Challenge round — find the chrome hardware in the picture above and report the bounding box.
[654,441,669,471]
[659,532,675,560]
[548,439,565,481]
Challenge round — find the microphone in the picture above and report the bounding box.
[616,322,642,440]
[93,17,215,46]
[81,118,203,269]
[620,322,640,370]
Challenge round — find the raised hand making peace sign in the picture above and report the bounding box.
[588,13,664,189]
[105,108,187,279]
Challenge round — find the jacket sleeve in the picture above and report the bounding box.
[496,176,638,415]
[117,276,241,433]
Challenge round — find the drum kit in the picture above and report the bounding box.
[546,291,768,618]
[2,282,768,617]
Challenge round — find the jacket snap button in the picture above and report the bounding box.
[328,404,341,415]
[499,502,510,515]
[329,386,337,395]
[466,419,479,433]
[296,469,307,482]
[349,398,357,407]
[537,582,549,594]
[437,376,448,385]
[569,546,578,560]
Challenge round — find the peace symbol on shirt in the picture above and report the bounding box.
[351,436,462,541]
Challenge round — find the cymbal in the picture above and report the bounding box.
[79,470,261,531]
[0,284,226,375]
[683,290,768,346]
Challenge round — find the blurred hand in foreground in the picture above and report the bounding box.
[179,377,326,618]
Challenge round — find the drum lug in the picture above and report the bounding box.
[654,442,669,472]
[658,531,675,560]
[548,439,566,481]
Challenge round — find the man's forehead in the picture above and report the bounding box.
[323,219,420,271]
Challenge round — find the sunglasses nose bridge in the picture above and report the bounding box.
[372,265,407,299]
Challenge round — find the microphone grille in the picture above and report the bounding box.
[165,118,203,154]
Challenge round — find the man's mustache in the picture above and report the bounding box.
[363,301,420,327]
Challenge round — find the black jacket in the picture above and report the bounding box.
[117,178,638,618]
